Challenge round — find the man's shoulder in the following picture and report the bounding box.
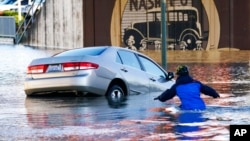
[176,75,195,84]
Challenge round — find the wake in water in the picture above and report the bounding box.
[145,92,250,140]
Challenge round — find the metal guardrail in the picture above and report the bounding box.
[15,0,44,44]
[0,16,16,39]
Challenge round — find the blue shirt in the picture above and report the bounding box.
[157,75,219,110]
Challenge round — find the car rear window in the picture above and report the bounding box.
[54,47,107,57]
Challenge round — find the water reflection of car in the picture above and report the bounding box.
[24,46,175,100]
[123,7,204,50]
[24,96,128,128]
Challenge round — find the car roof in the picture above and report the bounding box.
[54,46,150,60]
[60,46,140,53]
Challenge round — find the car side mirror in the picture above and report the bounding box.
[167,72,174,80]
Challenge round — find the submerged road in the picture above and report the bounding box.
[1,44,250,140]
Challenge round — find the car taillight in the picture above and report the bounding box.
[63,62,99,71]
[27,65,48,74]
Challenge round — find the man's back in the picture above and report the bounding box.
[176,82,206,110]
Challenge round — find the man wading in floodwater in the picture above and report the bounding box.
[154,65,220,110]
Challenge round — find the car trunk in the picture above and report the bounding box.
[28,56,86,79]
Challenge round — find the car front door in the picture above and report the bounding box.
[137,55,175,95]
[116,50,150,95]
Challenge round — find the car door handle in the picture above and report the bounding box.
[149,77,156,82]
[121,68,128,72]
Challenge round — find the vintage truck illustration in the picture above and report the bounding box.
[123,6,205,50]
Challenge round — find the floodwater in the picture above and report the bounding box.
[0,44,250,140]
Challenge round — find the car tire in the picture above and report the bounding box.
[180,33,198,50]
[106,85,125,103]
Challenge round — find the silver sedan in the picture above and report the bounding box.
[24,46,175,99]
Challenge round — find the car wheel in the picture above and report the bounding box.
[106,85,125,102]
[180,33,198,50]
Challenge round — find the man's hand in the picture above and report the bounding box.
[154,97,159,100]
[213,94,220,98]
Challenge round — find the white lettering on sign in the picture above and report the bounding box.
[129,0,192,11]
[234,129,247,136]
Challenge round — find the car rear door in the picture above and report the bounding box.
[116,50,150,95]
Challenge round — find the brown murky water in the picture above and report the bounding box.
[144,49,250,63]
[0,45,250,140]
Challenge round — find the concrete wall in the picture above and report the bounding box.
[23,0,84,49]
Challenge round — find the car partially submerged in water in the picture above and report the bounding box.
[24,46,175,100]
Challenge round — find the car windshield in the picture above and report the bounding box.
[54,47,107,57]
